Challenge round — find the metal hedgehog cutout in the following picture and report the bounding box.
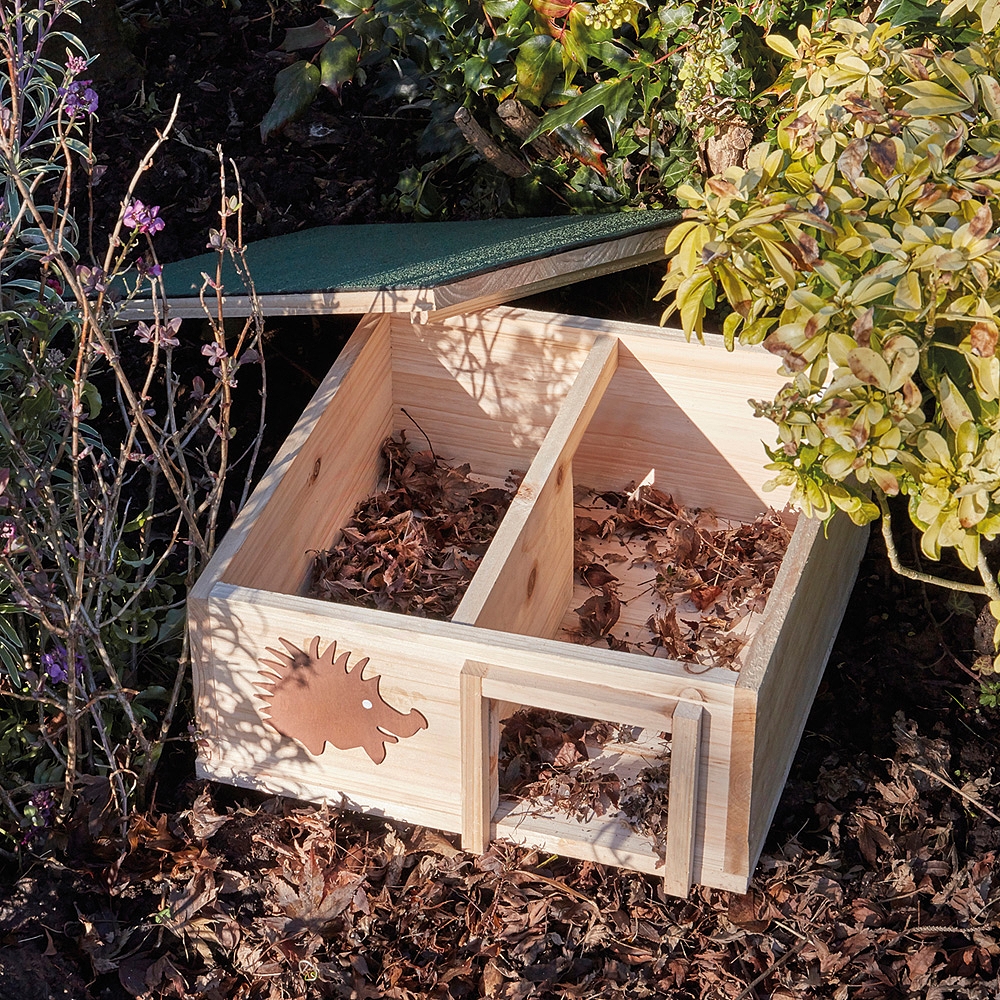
[256,636,428,763]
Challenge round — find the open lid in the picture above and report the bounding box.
[123,211,678,321]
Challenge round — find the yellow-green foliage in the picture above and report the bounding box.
[658,15,1000,578]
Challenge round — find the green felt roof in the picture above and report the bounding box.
[158,211,679,299]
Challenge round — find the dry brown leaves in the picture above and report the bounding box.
[309,433,518,619]
[13,697,1000,1000]
[569,484,791,669]
[498,708,671,842]
[498,709,626,823]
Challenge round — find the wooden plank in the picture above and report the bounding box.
[494,799,665,876]
[663,698,703,897]
[218,313,392,596]
[453,335,618,637]
[726,513,868,877]
[481,672,680,734]
[460,664,498,854]
[388,316,595,482]
[423,231,669,322]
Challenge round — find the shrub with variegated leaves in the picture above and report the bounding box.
[656,10,1000,663]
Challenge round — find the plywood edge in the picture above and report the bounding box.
[190,312,391,602]
[736,513,823,692]
[208,583,740,698]
[119,289,432,322]
[424,229,672,322]
[453,335,618,632]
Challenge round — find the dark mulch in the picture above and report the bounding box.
[4,530,999,999]
[85,0,420,267]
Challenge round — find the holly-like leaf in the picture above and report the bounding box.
[528,79,633,142]
[515,34,562,107]
[280,18,336,52]
[261,61,321,142]
[319,36,357,95]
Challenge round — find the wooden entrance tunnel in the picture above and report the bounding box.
[461,661,705,896]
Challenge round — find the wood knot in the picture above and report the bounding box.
[308,457,321,484]
[526,565,537,598]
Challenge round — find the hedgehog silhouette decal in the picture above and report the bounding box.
[256,636,428,763]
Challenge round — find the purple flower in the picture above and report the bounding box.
[41,647,69,683]
[136,256,162,279]
[66,54,88,76]
[59,78,98,118]
[135,317,181,348]
[201,342,228,367]
[41,645,84,684]
[76,264,106,294]
[134,321,156,345]
[123,199,165,236]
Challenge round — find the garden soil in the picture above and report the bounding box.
[3,1,1000,996]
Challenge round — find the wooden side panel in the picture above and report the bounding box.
[453,336,617,638]
[388,316,595,482]
[571,329,794,523]
[198,591,466,831]
[196,583,738,840]
[733,513,868,875]
[219,313,393,596]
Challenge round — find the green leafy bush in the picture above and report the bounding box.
[657,7,1000,663]
[262,0,790,216]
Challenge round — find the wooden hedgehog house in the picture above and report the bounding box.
[139,213,867,897]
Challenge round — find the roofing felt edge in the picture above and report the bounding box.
[150,210,682,301]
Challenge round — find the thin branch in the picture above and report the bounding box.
[877,492,988,596]
[907,761,1000,823]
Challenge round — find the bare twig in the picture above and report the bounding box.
[907,761,1000,824]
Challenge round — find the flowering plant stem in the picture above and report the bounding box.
[0,0,266,850]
